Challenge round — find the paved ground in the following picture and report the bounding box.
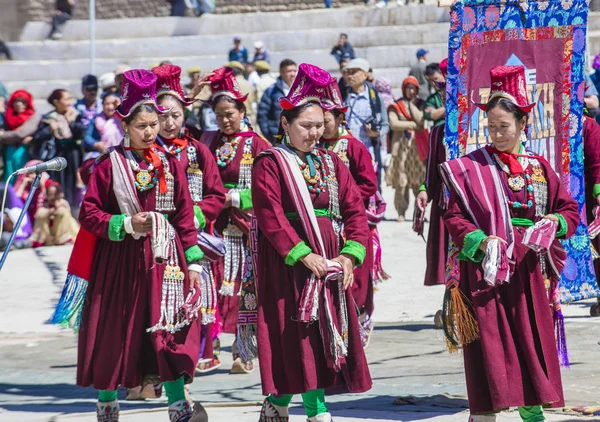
[0,187,599,422]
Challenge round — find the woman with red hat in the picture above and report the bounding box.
[152,64,227,374]
[318,77,380,348]
[440,65,579,422]
[200,66,270,374]
[252,63,371,422]
[74,69,206,422]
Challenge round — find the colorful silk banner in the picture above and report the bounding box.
[445,0,599,302]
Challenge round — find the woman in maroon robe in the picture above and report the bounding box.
[319,78,378,347]
[153,64,227,374]
[76,69,206,422]
[200,67,269,374]
[253,64,371,422]
[441,66,579,422]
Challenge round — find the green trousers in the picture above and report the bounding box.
[268,389,327,418]
[99,376,186,406]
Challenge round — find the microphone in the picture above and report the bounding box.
[15,157,68,175]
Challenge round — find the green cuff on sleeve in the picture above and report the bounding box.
[457,229,487,262]
[593,184,600,198]
[285,241,312,266]
[108,214,127,241]
[341,239,367,266]
[418,183,427,192]
[555,213,568,238]
[193,205,206,229]
[185,245,204,264]
[239,189,253,210]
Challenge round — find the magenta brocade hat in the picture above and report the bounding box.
[208,67,248,104]
[279,63,336,111]
[152,64,196,107]
[323,78,349,113]
[116,69,167,120]
[475,65,536,113]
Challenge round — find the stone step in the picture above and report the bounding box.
[0,43,447,83]
[588,12,600,31]
[8,22,450,62]
[19,5,450,42]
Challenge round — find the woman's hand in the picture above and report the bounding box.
[188,269,201,289]
[332,254,356,290]
[189,72,215,98]
[543,214,559,224]
[22,136,33,145]
[416,190,428,211]
[131,212,151,233]
[479,235,507,252]
[300,253,328,278]
[94,142,107,153]
[224,193,232,209]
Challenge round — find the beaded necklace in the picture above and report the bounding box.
[493,147,534,210]
[126,151,158,192]
[295,149,328,194]
[216,136,241,167]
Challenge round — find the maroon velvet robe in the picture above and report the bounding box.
[443,153,579,414]
[201,130,270,334]
[583,117,600,288]
[160,132,227,360]
[77,146,201,390]
[320,135,378,316]
[252,149,372,395]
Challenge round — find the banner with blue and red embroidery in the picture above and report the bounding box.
[444,0,598,302]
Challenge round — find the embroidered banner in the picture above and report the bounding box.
[445,0,598,302]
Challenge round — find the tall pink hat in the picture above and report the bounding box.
[279,63,336,111]
[475,65,536,113]
[323,78,349,113]
[116,69,166,120]
[207,67,248,104]
[152,64,196,106]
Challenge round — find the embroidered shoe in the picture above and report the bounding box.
[259,398,289,422]
[169,400,208,422]
[468,415,497,422]
[307,413,333,422]
[96,399,119,422]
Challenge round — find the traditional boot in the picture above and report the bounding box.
[168,400,208,422]
[469,415,497,422]
[307,413,333,422]
[259,397,289,422]
[96,399,119,422]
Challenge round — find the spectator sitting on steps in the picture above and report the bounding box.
[229,36,249,64]
[253,41,271,64]
[49,0,75,40]
[330,33,355,64]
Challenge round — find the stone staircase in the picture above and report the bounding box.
[1,5,447,112]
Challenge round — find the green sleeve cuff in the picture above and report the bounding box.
[239,189,253,210]
[193,205,206,229]
[593,184,600,198]
[341,239,367,266]
[419,183,427,192]
[108,214,127,241]
[424,111,432,121]
[457,229,487,262]
[185,245,204,264]
[285,241,312,266]
[555,213,568,238]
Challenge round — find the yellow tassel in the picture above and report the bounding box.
[442,286,480,353]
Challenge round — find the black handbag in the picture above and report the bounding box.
[30,135,57,161]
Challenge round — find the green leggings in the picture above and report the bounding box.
[99,376,186,406]
[478,406,545,422]
[268,389,327,418]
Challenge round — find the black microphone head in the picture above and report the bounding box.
[47,157,68,172]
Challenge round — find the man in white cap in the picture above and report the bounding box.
[253,41,271,64]
[343,58,389,189]
[99,72,117,95]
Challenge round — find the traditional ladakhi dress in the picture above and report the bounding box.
[320,131,378,317]
[424,124,448,286]
[440,146,579,414]
[157,129,227,361]
[252,145,372,395]
[77,145,203,390]
[200,129,269,334]
[386,97,427,218]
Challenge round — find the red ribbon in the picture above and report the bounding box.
[125,144,168,193]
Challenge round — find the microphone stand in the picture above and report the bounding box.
[0,173,41,272]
